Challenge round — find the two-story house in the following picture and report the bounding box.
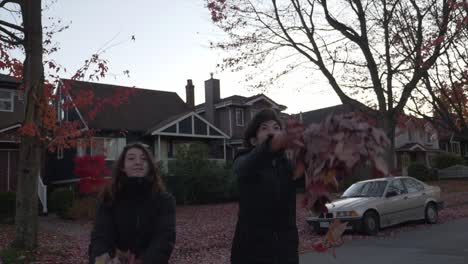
[394,116,440,175]
[47,78,230,186]
[0,74,23,193]
[299,104,441,176]
[437,128,468,162]
[194,75,288,159]
[2,73,289,191]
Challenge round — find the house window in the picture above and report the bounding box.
[0,89,14,112]
[91,137,126,160]
[77,139,87,157]
[250,109,259,120]
[408,130,413,141]
[426,132,435,143]
[236,108,244,127]
[57,146,64,160]
[451,141,461,155]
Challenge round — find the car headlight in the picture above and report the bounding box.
[336,211,359,218]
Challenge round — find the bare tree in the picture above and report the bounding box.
[207,0,466,168]
[409,18,467,137]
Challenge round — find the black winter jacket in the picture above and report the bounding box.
[231,137,299,264]
[88,181,176,264]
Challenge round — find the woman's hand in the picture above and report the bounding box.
[271,119,305,152]
[95,253,118,264]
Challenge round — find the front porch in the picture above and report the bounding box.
[395,143,440,175]
[148,111,230,171]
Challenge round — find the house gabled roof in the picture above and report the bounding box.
[149,111,229,139]
[195,93,287,112]
[62,79,191,132]
[395,143,427,152]
[299,104,355,125]
[0,73,20,85]
[0,123,21,134]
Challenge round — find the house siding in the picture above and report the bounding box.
[0,148,18,192]
[0,89,24,128]
[215,108,231,137]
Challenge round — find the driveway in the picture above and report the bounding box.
[300,218,468,264]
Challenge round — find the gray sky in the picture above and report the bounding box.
[44,0,341,114]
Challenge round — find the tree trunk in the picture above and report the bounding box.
[378,113,397,174]
[12,0,44,250]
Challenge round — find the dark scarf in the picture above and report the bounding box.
[118,176,152,200]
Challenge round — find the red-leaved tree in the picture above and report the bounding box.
[0,0,135,249]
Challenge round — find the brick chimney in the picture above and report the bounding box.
[185,79,195,108]
[204,73,220,124]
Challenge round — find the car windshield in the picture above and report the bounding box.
[342,181,388,198]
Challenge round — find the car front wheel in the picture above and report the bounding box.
[425,203,438,224]
[362,211,379,236]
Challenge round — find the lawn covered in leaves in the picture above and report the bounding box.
[1,180,468,263]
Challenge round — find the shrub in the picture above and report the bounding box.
[64,196,98,220]
[434,154,465,169]
[0,192,15,223]
[408,163,430,181]
[48,188,74,218]
[165,143,237,204]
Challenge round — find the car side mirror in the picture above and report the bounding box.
[386,190,398,198]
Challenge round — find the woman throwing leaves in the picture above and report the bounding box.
[231,109,304,264]
[88,143,176,264]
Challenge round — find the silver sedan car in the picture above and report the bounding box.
[306,176,444,235]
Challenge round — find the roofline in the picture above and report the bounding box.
[150,111,229,139]
[195,95,286,113]
[0,123,21,134]
[60,78,180,95]
[58,80,90,131]
[244,94,285,110]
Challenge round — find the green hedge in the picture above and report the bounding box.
[434,153,465,169]
[0,192,15,222]
[164,143,238,205]
[48,188,74,218]
[408,162,431,181]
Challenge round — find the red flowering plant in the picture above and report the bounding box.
[73,155,111,195]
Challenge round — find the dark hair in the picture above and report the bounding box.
[243,108,283,148]
[100,142,166,206]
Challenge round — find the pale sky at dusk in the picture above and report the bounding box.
[44,1,341,114]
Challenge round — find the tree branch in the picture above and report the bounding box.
[0,33,21,45]
[0,0,20,8]
[0,19,24,32]
[0,25,23,43]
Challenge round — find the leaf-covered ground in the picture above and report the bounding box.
[1,180,468,264]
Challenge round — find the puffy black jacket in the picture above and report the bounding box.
[88,182,176,264]
[231,137,299,264]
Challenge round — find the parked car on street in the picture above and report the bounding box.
[306,176,444,235]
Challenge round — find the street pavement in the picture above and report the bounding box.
[300,217,468,264]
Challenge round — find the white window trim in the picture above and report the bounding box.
[236,108,244,127]
[0,88,14,112]
[57,146,64,160]
[451,141,461,155]
[91,137,126,161]
[250,109,259,120]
